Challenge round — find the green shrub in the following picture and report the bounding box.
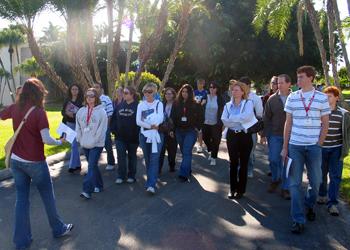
[116,71,161,92]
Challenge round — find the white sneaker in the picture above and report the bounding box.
[197,145,203,153]
[115,178,123,184]
[210,158,216,166]
[93,187,102,193]
[328,205,339,216]
[126,178,135,183]
[208,154,212,161]
[247,172,253,178]
[146,187,155,194]
[57,224,74,237]
[105,165,115,171]
[80,192,91,199]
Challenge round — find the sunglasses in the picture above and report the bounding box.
[209,86,217,89]
[86,94,95,98]
[123,91,130,95]
[143,90,153,94]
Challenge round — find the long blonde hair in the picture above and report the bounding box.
[232,81,249,100]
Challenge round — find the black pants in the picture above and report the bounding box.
[159,134,177,173]
[202,124,222,159]
[226,130,253,194]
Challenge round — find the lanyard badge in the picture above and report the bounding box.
[300,91,315,125]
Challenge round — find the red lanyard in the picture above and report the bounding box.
[86,107,93,125]
[300,91,315,117]
[183,107,187,116]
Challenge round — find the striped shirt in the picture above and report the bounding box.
[100,94,114,117]
[284,89,331,145]
[323,106,343,148]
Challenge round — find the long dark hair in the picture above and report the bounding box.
[124,86,140,101]
[19,78,48,108]
[176,84,194,104]
[67,84,83,103]
[209,81,221,96]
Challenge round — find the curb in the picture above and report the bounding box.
[0,150,76,182]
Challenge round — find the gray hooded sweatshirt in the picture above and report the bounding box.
[76,104,108,149]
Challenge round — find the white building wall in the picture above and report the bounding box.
[0,43,32,106]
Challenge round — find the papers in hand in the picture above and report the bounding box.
[57,123,77,144]
[285,157,293,178]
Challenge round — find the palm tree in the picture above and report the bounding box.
[253,0,330,85]
[39,21,63,44]
[0,67,13,104]
[161,0,206,89]
[0,26,25,95]
[0,0,68,94]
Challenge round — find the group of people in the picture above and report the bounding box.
[1,65,349,249]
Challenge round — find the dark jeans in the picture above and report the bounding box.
[176,128,197,178]
[226,130,253,194]
[105,127,115,165]
[83,147,103,194]
[159,133,177,172]
[11,159,69,249]
[116,140,138,179]
[319,146,343,207]
[202,123,222,159]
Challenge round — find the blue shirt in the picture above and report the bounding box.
[227,101,244,131]
[194,89,207,103]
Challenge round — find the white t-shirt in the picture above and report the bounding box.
[284,89,331,145]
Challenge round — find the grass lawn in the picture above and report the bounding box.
[0,106,69,170]
[343,89,350,99]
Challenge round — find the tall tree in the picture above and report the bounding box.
[134,0,169,88]
[14,56,43,77]
[0,67,12,104]
[161,0,206,89]
[0,0,68,93]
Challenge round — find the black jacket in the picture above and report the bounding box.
[171,100,204,130]
[61,99,83,124]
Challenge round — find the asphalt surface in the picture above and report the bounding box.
[0,143,350,250]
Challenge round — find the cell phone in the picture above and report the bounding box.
[60,132,66,139]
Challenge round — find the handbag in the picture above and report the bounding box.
[4,106,35,168]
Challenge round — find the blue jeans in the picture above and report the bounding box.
[268,135,289,189]
[66,122,81,169]
[288,144,322,224]
[139,133,164,188]
[83,147,103,194]
[176,129,197,178]
[318,146,343,207]
[248,133,257,175]
[11,159,69,249]
[116,140,138,179]
[105,127,115,165]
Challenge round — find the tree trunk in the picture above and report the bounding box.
[134,0,168,89]
[109,0,125,96]
[304,0,330,86]
[66,10,93,90]
[161,3,191,90]
[25,25,68,94]
[15,45,20,65]
[106,0,114,90]
[85,7,101,83]
[327,0,340,89]
[347,0,350,15]
[125,13,135,86]
[8,45,17,96]
[0,57,15,102]
[332,0,350,80]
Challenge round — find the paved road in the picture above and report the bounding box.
[1,143,350,250]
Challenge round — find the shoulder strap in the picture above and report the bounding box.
[156,101,160,114]
[13,106,35,138]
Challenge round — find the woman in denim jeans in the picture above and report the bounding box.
[136,83,164,194]
[76,88,108,199]
[171,84,204,182]
[61,84,83,173]
[0,78,73,250]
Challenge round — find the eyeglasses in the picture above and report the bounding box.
[86,94,95,98]
[143,90,153,94]
[209,86,217,89]
[123,91,130,95]
[165,92,173,96]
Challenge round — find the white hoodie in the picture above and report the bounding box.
[76,104,108,149]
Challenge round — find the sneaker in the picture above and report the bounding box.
[57,224,74,237]
[317,196,327,205]
[234,193,244,199]
[247,172,253,178]
[291,222,304,234]
[196,145,203,153]
[126,178,135,183]
[328,205,339,216]
[80,192,91,199]
[306,208,316,221]
[281,189,291,200]
[93,187,102,193]
[208,154,212,161]
[210,158,216,166]
[227,192,235,199]
[115,178,123,184]
[146,187,155,194]
[105,165,115,171]
[267,181,280,193]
